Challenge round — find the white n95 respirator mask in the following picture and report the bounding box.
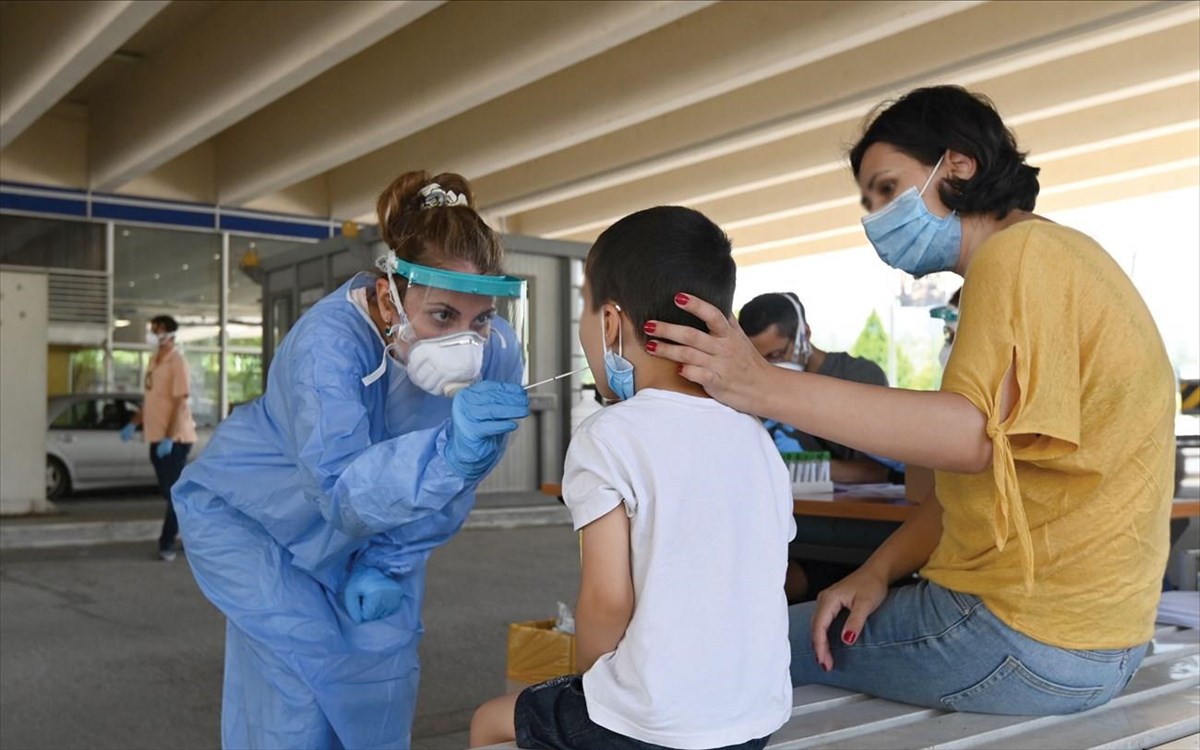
[404,331,487,397]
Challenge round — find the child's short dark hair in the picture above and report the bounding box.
[585,206,735,343]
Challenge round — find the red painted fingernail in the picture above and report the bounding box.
[823,663,831,672]
[677,364,685,375]
[643,321,656,334]
[843,631,857,645]
[646,341,658,353]
[674,293,690,306]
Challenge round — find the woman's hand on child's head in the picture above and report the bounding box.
[810,566,889,672]
[642,293,775,415]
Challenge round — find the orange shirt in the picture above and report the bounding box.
[143,348,197,443]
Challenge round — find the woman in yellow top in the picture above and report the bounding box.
[644,86,1175,715]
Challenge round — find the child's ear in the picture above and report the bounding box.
[602,303,622,348]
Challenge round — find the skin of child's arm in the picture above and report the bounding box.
[574,504,635,673]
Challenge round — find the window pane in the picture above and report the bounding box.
[51,400,92,428]
[113,225,221,347]
[226,352,264,410]
[96,399,133,430]
[0,215,104,270]
[111,349,145,395]
[67,348,107,393]
[229,236,305,350]
[184,350,221,429]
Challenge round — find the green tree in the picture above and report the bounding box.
[850,310,888,370]
[849,310,918,388]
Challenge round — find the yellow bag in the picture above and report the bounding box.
[506,618,576,688]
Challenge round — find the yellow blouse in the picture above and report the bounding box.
[923,220,1175,650]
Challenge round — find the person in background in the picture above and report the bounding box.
[740,292,905,603]
[172,170,530,749]
[645,85,1174,716]
[930,287,962,372]
[739,292,904,485]
[470,206,794,749]
[121,314,196,562]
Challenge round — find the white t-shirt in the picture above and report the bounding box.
[564,389,796,749]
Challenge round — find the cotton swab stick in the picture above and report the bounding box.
[524,366,591,391]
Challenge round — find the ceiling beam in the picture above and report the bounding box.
[475,0,1194,222]
[726,125,1198,251]
[0,0,166,149]
[215,0,713,207]
[327,0,982,219]
[734,160,1199,268]
[731,129,1199,266]
[518,17,1199,241]
[549,77,1200,244]
[88,0,440,192]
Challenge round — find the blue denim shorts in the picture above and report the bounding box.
[789,579,1148,715]
[515,674,771,750]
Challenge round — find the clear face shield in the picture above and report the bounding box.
[372,252,529,397]
[773,295,812,372]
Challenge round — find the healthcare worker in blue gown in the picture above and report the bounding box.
[173,171,531,749]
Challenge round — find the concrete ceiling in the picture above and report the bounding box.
[1,0,1196,266]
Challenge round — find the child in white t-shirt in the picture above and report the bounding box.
[471,206,796,750]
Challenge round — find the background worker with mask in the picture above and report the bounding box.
[739,292,903,484]
[643,86,1174,716]
[121,314,196,562]
[172,171,530,749]
[930,287,961,373]
[740,292,904,603]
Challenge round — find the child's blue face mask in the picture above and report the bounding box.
[860,153,962,278]
[601,305,634,401]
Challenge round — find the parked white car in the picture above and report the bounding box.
[45,394,211,499]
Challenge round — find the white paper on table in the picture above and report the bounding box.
[1156,590,1200,629]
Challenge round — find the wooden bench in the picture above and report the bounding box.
[482,626,1199,749]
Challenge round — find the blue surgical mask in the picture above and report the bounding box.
[601,305,634,401]
[861,154,962,277]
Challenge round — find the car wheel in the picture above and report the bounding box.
[46,457,70,500]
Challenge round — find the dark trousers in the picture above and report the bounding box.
[150,441,192,552]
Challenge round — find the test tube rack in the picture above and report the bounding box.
[781,450,834,495]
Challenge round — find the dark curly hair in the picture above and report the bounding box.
[849,86,1040,219]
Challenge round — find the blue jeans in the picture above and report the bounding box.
[150,441,191,552]
[789,579,1147,715]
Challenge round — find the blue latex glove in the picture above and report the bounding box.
[342,564,405,623]
[155,437,175,458]
[120,423,137,442]
[443,381,529,481]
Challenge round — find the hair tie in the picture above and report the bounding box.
[417,183,468,210]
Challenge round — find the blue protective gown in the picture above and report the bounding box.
[173,274,523,749]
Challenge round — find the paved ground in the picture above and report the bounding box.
[3,479,1196,748]
[0,523,580,750]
